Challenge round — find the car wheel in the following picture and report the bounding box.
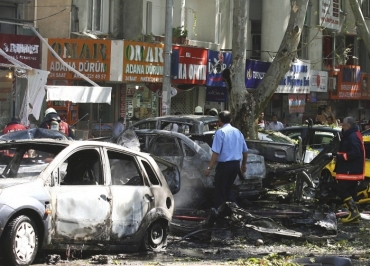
[143,221,168,251]
[1,215,39,266]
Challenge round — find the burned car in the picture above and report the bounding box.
[113,129,266,208]
[129,115,219,135]
[0,139,180,265]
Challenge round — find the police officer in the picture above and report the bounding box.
[40,108,75,139]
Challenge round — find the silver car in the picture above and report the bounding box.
[0,139,180,266]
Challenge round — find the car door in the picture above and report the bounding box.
[148,135,184,170]
[50,148,111,244]
[105,148,154,242]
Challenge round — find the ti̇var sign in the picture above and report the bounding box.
[0,33,41,69]
[47,38,111,81]
[123,41,164,83]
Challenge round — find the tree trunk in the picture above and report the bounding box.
[349,0,370,53]
[228,0,308,139]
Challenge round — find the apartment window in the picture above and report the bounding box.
[87,0,104,32]
[250,21,261,60]
[0,5,16,34]
[361,0,370,18]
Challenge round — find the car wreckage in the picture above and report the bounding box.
[0,129,180,265]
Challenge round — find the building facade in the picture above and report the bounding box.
[1,0,370,132]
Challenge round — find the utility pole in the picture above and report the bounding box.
[162,0,173,115]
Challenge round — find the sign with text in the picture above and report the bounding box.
[319,0,341,31]
[0,33,41,69]
[206,50,232,87]
[310,70,328,92]
[171,46,208,85]
[360,73,370,99]
[330,65,361,99]
[47,38,111,80]
[276,60,310,94]
[206,87,228,102]
[245,59,271,89]
[288,94,306,113]
[123,41,164,83]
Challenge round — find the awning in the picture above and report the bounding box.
[46,86,112,104]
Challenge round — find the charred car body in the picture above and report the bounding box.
[0,138,180,265]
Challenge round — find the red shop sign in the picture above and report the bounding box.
[0,33,41,69]
[171,45,208,85]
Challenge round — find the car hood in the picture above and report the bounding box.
[0,178,32,190]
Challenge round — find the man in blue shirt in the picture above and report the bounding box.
[112,117,125,138]
[205,110,248,209]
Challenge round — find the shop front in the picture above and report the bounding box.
[121,41,164,124]
[329,65,370,125]
[204,50,231,114]
[171,45,208,115]
[275,60,310,125]
[0,33,41,129]
[43,38,117,136]
[303,70,329,123]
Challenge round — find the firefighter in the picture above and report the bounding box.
[40,108,75,139]
[3,116,26,134]
[334,116,365,223]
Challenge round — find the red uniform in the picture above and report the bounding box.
[3,123,26,134]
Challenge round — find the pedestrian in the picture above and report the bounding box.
[266,114,284,131]
[40,108,75,139]
[334,116,365,223]
[3,116,26,134]
[258,112,266,129]
[205,110,248,211]
[112,117,125,138]
[194,106,203,115]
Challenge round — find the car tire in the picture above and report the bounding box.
[1,215,39,266]
[143,221,168,251]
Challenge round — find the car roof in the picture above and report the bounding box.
[0,139,152,159]
[133,115,218,124]
[279,125,341,133]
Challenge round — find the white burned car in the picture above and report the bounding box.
[0,139,180,265]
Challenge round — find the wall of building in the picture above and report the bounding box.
[35,0,71,38]
[260,0,290,62]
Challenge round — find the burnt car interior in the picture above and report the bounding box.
[107,150,145,186]
[61,149,102,185]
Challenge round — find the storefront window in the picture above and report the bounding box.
[0,69,13,129]
[126,85,158,121]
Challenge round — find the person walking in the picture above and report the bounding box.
[112,117,125,138]
[40,108,75,139]
[3,116,26,134]
[204,110,248,210]
[266,114,284,131]
[334,116,365,223]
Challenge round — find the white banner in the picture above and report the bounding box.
[276,60,310,94]
[310,70,328,92]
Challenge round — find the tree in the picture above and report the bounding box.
[349,0,370,54]
[227,0,309,139]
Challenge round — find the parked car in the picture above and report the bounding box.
[114,129,267,207]
[129,115,219,135]
[278,125,341,179]
[0,139,180,265]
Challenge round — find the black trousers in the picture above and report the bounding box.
[214,160,240,208]
[337,179,358,201]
